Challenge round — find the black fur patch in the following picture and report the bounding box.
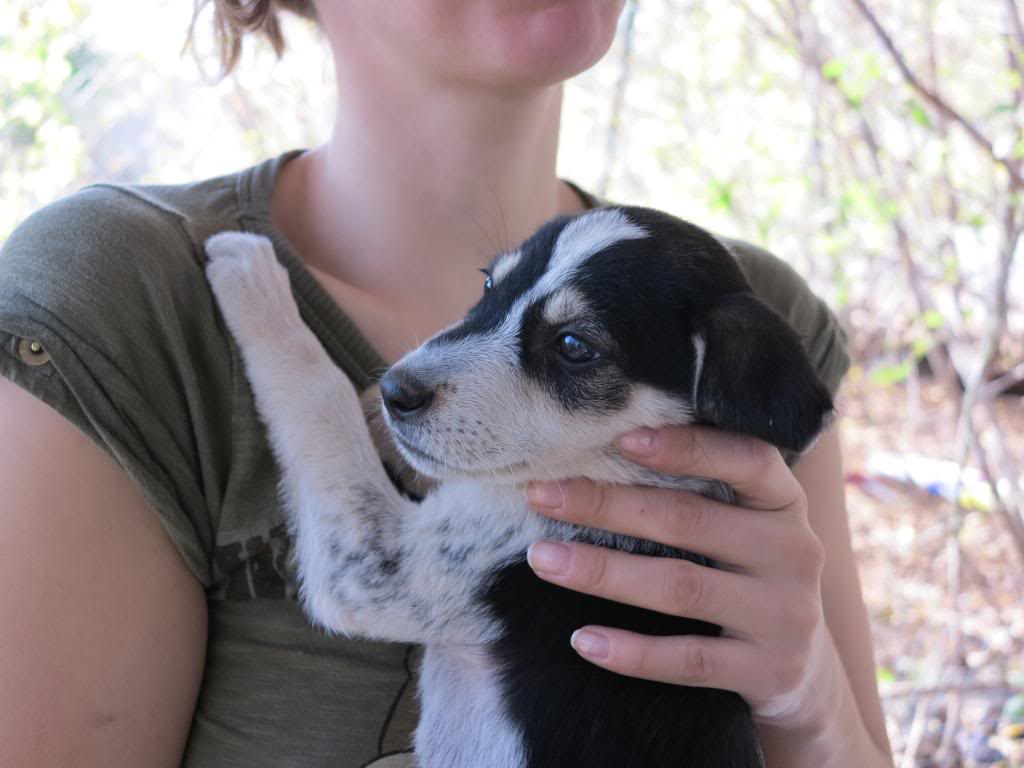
[447,205,833,451]
[483,535,764,768]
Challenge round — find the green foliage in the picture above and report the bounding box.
[869,359,914,387]
[922,309,944,330]
[706,178,735,213]
[0,1,88,241]
[838,180,900,224]
[821,52,884,108]
[1003,694,1024,725]
[905,99,933,129]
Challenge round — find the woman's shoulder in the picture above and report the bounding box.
[0,173,252,587]
[1,171,242,288]
[0,169,255,387]
[1,176,232,320]
[0,178,241,413]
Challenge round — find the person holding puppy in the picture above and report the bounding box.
[0,1,893,766]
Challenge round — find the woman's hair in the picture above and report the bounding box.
[189,0,318,76]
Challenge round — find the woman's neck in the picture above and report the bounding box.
[271,69,583,310]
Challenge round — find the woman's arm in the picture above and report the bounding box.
[780,423,891,759]
[524,422,893,767]
[0,377,207,767]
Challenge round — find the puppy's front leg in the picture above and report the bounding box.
[205,233,466,643]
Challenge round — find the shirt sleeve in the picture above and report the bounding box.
[0,185,233,586]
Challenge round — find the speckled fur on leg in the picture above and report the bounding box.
[204,233,510,645]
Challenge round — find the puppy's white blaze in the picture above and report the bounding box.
[495,293,531,341]
[542,287,590,325]
[490,249,522,283]
[534,209,647,297]
[691,333,706,408]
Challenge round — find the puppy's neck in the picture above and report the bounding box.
[525,448,733,504]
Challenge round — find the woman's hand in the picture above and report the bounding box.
[523,424,836,730]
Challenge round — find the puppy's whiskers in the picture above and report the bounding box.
[487,421,532,442]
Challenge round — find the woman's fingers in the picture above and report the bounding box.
[527,540,771,637]
[566,626,806,713]
[526,478,788,570]
[521,423,831,721]
[617,425,804,511]
[569,626,749,687]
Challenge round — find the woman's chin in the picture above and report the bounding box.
[322,0,624,92]
[464,0,624,89]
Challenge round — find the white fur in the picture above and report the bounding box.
[417,644,527,768]
[490,249,522,283]
[691,333,706,409]
[532,208,647,299]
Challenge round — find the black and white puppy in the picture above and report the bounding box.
[205,205,833,768]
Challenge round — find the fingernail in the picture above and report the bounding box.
[571,629,610,660]
[527,540,572,576]
[619,429,656,456]
[526,481,563,509]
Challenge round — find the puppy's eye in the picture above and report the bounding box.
[479,268,493,291]
[556,334,600,365]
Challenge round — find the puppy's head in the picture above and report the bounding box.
[379,206,834,482]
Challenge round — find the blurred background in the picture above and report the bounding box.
[2,0,1023,764]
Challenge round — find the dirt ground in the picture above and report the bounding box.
[839,374,1024,766]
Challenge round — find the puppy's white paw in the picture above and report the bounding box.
[204,232,302,344]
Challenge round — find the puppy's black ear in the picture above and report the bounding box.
[694,293,834,453]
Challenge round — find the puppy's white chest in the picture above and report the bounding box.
[415,645,526,768]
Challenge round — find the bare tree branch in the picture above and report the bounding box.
[736,0,789,46]
[978,405,1024,564]
[598,0,639,198]
[979,361,1024,399]
[882,678,1024,701]
[947,207,1024,571]
[848,0,1024,187]
[899,695,931,768]
[776,0,960,384]
[1008,0,1024,54]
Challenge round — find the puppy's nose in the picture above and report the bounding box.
[380,370,435,420]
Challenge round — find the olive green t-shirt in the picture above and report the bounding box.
[0,150,849,768]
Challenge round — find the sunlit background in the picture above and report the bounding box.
[3,0,1023,764]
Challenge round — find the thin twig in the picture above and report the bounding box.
[598,0,639,198]
[1007,0,1024,55]
[979,362,1024,400]
[847,0,1024,186]
[968,417,1024,571]
[899,695,931,768]
[881,679,1024,701]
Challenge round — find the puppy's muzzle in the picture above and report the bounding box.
[380,368,435,421]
